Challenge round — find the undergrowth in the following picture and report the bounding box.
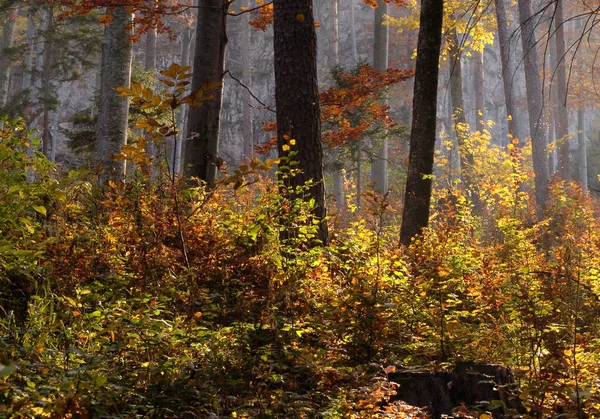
[1,115,600,419]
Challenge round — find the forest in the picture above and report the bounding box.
[1,0,600,417]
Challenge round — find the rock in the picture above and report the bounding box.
[389,362,523,418]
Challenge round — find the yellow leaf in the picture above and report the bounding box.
[296,14,305,23]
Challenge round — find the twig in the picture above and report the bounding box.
[223,70,275,113]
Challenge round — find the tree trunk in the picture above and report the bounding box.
[553,0,570,179]
[184,0,227,185]
[241,0,254,158]
[472,49,485,132]
[578,108,587,191]
[517,0,549,218]
[144,25,157,71]
[41,5,54,159]
[448,28,475,187]
[348,0,358,62]
[172,23,192,175]
[94,6,133,183]
[0,9,16,108]
[370,0,389,194]
[22,6,36,121]
[273,0,328,246]
[494,0,524,145]
[400,0,443,246]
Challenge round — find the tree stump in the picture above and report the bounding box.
[389,363,523,418]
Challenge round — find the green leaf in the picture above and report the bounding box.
[33,205,47,216]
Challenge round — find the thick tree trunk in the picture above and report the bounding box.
[94,6,133,182]
[472,49,485,132]
[494,0,524,145]
[0,9,16,108]
[400,0,443,246]
[554,0,570,179]
[184,0,227,185]
[273,0,328,246]
[517,0,549,217]
[578,108,587,191]
[370,0,389,194]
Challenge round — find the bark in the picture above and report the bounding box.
[553,0,570,179]
[144,26,157,71]
[241,0,254,158]
[41,6,54,159]
[184,0,227,185]
[370,0,389,194]
[94,6,133,182]
[448,28,475,186]
[517,0,549,217]
[472,49,485,132]
[22,6,35,120]
[348,0,358,62]
[327,0,346,212]
[578,108,587,191]
[400,0,443,246]
[0,9,16,108]
[172,23,192,175]
[273,0,328,246]
[494,0,524,144]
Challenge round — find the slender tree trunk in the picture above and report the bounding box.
[184,0,227,185]
[348,0,358,62]
[400,0,443,246]
[144,26,157,71]
[495,0,523,144]
[0,9,16,108]
[273,0,328,246]
[41,6,54,159]
[578,108,587,191]
[327,0,346,212]
[371,0,389,194]
[473,49,485,132]
[94,6,133,182]
[241,0,254,158]
[22,6,36,121]
[171,23,192,175]
[554,0,570,179]
[517,0,549,217]
[448,28,475,186]
[549,27,560,177]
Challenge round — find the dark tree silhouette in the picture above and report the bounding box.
[400,0,443,246]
